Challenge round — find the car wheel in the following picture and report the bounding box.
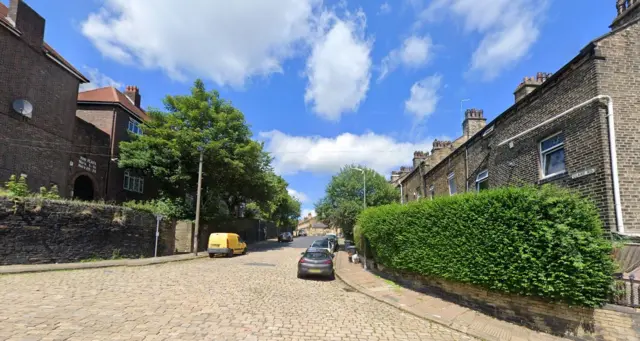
[208,253,215,258]
[329,272,335,280]
[227,250,234,258]
[242,248,247,255]
[297,272,303,279]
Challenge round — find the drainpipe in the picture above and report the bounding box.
[400,184,403,204]
[497,95,624,234]
[465,146,469,192]
[104,108,117,200]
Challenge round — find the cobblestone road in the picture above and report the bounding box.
[0,238,475,341]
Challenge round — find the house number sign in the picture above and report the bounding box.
[570,168,595,179]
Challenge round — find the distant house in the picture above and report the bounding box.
[76,86,155,202]
[0,0,89,196]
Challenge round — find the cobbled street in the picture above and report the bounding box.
[0,237,475,341]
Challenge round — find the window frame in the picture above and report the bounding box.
[448,172,456,195]
[123,170,144,193]
[429,185,435,200]
[539,132,566,179]
[475,169,489,191]
[127,119,143,136]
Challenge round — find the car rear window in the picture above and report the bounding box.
[312,240,329,248]
[304,252,329,260]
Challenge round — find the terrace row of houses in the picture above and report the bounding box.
[1,0,153,202]
[390,0,640,236]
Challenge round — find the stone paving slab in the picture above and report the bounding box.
[334,251,569,341]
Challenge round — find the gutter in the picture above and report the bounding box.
[497,95,624,234]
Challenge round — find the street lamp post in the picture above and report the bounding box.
[352,167,367,270]
[154,214,164,257]
[193,147,204,256]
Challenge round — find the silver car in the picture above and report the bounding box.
[297,247,335,279]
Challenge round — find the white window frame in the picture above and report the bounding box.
[539,132,566,179]
[123,170,144,193]
[448,172,456,195]
[429,185,435,200]
[127,119,143,135]
[475,170,489,191]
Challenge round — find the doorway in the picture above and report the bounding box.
[73,175,94,201]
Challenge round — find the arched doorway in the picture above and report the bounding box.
[73,175,94,201]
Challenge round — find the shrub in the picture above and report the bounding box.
[5,175,29,197]
[123,198,185,219]
[357,185,615,307]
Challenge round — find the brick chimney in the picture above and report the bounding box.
[613,0,640,28]
[431,139,453,164]
[124,86,141,108]
[462,108,487,138]
[514,72,552,103]
[8,0,45,49]
[412,151,428,168]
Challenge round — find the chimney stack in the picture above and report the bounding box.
[431,139,453,164]
[514,72,552,103]
[412,151,428,168]
[124,86,142,108]
[613,0,640,28]
[462,108,487,137]
[8,0,45,49]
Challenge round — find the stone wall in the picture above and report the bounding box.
[0,197,175,265]
[367,263,640,341]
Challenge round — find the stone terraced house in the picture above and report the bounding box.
[393,0,640,237]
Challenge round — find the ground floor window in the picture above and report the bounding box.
[124,170,144,193]
[448,172,456,195]
[476,170,489,191]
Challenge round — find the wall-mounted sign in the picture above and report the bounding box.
[571,168,595,179]
[78,156,97,173]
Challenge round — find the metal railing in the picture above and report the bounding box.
[610,274,640,307]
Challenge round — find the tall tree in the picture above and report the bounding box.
[119,79,275,220]
[315,165,398,239]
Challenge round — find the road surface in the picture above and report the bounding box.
[0,236,474,341]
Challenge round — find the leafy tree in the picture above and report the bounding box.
[243,173,301,228]
[315,165,398,239]
[119,80,275,220]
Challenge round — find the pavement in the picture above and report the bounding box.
[334,251,568,341]
[0,236,475,341]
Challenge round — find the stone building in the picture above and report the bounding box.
[0,0,90,196]
[76,86,155,202]
[395,1,640,235]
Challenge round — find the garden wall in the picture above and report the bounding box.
[364,260,640,341]
[0,197,175,265]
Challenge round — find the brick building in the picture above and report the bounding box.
[76,86,155,202]
[0,0,89,196]
[395,1,640,235]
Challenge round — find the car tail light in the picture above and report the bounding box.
[323,259,332,264]
[299,258,306,263]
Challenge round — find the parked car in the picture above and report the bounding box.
[297,247,335,279]
[324,234,339,252]
[298,229,308,237]
[207,233,247,258]
[310,238,333,254]
[278,232,293,242]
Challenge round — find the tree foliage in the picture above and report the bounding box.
[119,80,299,223]
[315,165,398,239]
[357,185,615,307]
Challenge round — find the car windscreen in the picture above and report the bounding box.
[304,252,329,260]
[311,240,329,248]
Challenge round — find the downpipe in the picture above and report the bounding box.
[497,95,624,234]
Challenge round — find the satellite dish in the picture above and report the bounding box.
[12,99,33,118]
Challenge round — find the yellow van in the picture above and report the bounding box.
[207,233,247,258]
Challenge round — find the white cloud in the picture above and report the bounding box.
[419,0,545,80]
[301,208,317,218]
[378,3,391,15]
[404,74,442,120]
[287,188,309,203]
[378,35,432,81]
[81,0,321,87]
[259,130,442,175]
[304,10,372,121]
[79,67,123,92]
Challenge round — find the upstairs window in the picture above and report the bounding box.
[448,172,456,195]
[476,170,489,191]
[128,119,143,135]
[540,133,565,178]
[124,170,144,193]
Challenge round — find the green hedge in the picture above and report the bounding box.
[357,185,615,307]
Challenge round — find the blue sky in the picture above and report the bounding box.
[17,0,616,216]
